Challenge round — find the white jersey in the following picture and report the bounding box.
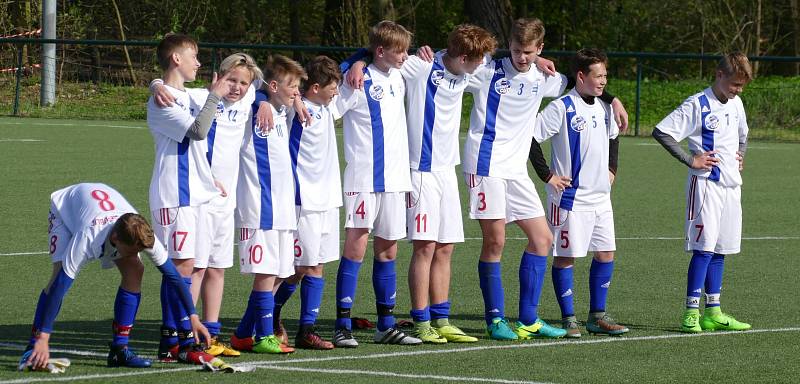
[336,63,411,193]
[288,97,343,211]
[147,85,219,210]
[463,57,567,179]
[656,87,748,187]
[535,89,619,211]
[50,183,169,277]
[402,51,471,171]
[236,101,296,230]
[203,85,256,210]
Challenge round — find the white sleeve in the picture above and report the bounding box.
[606,102,620,140]
[541,72,568,98]
[141,241,169,267]
[655,96,698,142]
[335,84,359,115]
[534,101,564,143]
[466,60,492,93]
[329,95,342,120]
[737,99,749,147]
[400,55,428,80]
[147,97,194,142]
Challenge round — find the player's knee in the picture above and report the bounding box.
[482,236,505,254]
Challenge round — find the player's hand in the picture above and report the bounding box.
[416,45,434,62]
[611,98,629,133]
[609,171,616,186]
[294,97,313,126]
[208,71,233,99]
[548,174,572,192]
[736,151,744,171]
[346,61,367,89]
[190,314,211,348]
[691,150,720,171]
[28,334,51,370]
[153,84,175,108]
[213,179,227,197]
[256,101,274,133]
[535,56,557,76]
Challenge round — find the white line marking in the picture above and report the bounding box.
[3,327,798,383]
[258,366,549,384]
[0,251,48,256]
[0,343,106,358]
[0,139,45,142]
[0,121,145,130]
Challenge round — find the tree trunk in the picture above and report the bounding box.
[753,0,761,75]
[110,0,136,85]
[464,0,512,47]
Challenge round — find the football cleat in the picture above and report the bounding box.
[107,344,152,368]
[586,312,629,336]
[374,327,423,345]
[157,342,179,363]
[206,336,241,357]
[333,328,359,348]
[434,324,478,343]
[515,319,567,339]
[562,316,582,338]
[411,322,447,344]
[681,309,702,333]
[178,343,216,365]
[274,321,289,345]
[700,308,751,331]
[230,333,254,352]
[252,335,295,354]
[295,327,334,350]
[487,317,519,341]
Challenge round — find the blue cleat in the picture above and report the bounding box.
[107,344,152,368]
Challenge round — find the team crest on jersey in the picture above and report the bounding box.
[570,116,588,132]
[254,124,270,138]
[494,78,512,95]
[705,114,720,130]
[368,84,385,101]
[430,70,445,86]
[215,102,224,118]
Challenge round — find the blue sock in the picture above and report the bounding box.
[410,307,430,323]
[203,321,221,338]
[176,277,193,348]
[112,287,141,346]
[686,250,712,309]
[159,277,178,346]
[373,259,397,331]
[30,290,48,345]
[299,276,324,326]
[478,260,504,326]
[518,252,547,325]
[552,266,575,318]
[429,301,450,320]
[235,291,258,339]
[335,258,362,330]
[253,290,274,340]
[273,282,297,322]
[589,259,614,313]
[705,254,725,308]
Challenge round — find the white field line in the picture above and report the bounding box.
[257,366,550,384]
[634,142,791,150]
[2,327,798,384]
[0,139,45,142]
[1,121,145,130]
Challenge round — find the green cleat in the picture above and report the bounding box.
[515,319,567,339]
[486,317,518,340]
[681,308,702,333]
[586,312,629,336]
[700,307,751,331]
[252,335,295,354]
[412,322,447,344]
[435,324,478,343]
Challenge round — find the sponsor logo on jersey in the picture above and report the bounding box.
[570,116,588,132]
[430,69,445,86]
[368,84,385,101]
[705,114,720,130]
[215,102,224,118]
[494,78,512,95]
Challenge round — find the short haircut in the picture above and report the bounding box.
[510,18,545,46]
[263,54,307,84]
[303,56,341,93]
[717,52,753,82]
[219,52,263,82]
[368,20,412,53]
[156,33,198,70]
[446,24,497,61]
[112,213,155,249]
[571,48,608,77]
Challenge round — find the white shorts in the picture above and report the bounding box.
[151,205,211,261]
[343,191,406,240]
[464,173,545,222]
[295,208,341,267]
[238,228,295,278]
[195,207,234,269]
[406,169,464,243]
[547,202,616,257]
[685,175,742,254]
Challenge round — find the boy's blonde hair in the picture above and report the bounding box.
[219,52,263,82]
[717,52,753,82]
[303,56,341,93]
[156,33,198,70]
[510,18,545,47]
[447,24,497,61]
[368,20,412,53]
[112,213,155,249]
[263,54,307,83]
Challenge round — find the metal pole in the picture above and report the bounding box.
[40,0,56,107]
[635,58,642,136]
[14,44,23,116]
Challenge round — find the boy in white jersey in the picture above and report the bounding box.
[653,53,752,333]
[271,56,342,350]
[531,49,628,338]
[332,20,422,347]
[19,183,210,371]
[229,55,304,354]
[146,33,230,364]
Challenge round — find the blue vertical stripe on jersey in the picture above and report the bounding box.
[476,60,505,176]
[364,67,386,192]
[177,136,191,206]
[698,95,720,182]
[560,97,580,210]
[289,114,304,206]
[206,120,218,165]
[252,121,274,229]
[419,60,444,172]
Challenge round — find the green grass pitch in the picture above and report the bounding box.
[0,117,798,383]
